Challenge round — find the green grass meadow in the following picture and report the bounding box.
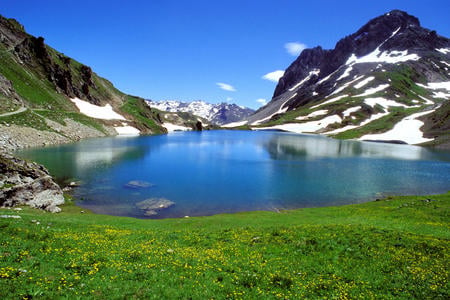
[0,193,449,299]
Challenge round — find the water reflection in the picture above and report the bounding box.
[17,136,150,181]
[14,131,450,219]
[73,138,148,171]
[264,133,448,161]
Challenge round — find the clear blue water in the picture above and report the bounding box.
[16,130,450,219]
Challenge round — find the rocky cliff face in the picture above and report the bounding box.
[246,10,450,147]
[0,15,117,108]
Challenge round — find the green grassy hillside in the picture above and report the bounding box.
[0,15,164,137]
[1,193,448,299]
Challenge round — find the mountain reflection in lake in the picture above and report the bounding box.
[265,134,448,161]
[16,131,450,219]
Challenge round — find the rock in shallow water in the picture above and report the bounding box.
[135,198,174,216]
[124,180,154,189]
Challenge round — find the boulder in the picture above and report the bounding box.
[135,198,174,216]
[0,153,64,212]
[124,180,154,189]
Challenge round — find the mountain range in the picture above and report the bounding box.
[147,100,254,125]
[241,10,450,147]
[1,10,449,148]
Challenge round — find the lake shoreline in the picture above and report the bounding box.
[12,130,450,217]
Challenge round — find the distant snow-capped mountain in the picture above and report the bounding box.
[146,100,254,125]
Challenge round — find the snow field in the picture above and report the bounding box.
[358,110,435,144]
[71,98,126,120]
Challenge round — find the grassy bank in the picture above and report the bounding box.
[0,193,449,299]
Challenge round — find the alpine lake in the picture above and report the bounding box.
[16,130,450,219]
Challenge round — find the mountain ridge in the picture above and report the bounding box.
[0,14,168,151]
[244,10,450,147]
[147,99,254,125]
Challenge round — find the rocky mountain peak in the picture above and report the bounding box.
[273,10,449,98]
[274,46,328,97]
[359,10,420,34]
[244,10,450,147]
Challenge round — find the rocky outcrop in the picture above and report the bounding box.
[0,153,64,212]
[0,120,113,152]
[136,198,175,216]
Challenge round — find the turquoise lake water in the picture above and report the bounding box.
[16,130,450,218]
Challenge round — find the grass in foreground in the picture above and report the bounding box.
[0,193,449,299]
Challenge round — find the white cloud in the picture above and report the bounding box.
[226,97,233,102]
[256,98,267,106]
[216,82,236,92]
[285,42,307,56]
[262,70,285,83]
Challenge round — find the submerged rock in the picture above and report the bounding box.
[68,181,81,187]
[0,153,64,212]
[136,198,174,216]
[124,180,154,189]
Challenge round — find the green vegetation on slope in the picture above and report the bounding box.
[0,193,448,299]
[1,15,167,136]
[0,109,109,136]
[375,65,428,101]
[121,96,166,134]
[0,110,52,131]
[34,110,109,135]
[0,44,71,111]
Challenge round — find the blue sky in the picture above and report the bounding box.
[2,1,449,109]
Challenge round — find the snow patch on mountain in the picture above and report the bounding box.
[114,125,140,135]
[330,75,364,96]
[354,84,389,97]
[296,109,328,120]
[363,97,410,109]
[345,27,420,66]
[311,94,348,109]
[436,48,450,54]
[326,112,390,135]
[417,81,450,90]
[251,93,297,125]
[163,123,191,132]
[342,106,361,117]
[289,69,320,91]
[337,66,353,81]
[222,121,248,128]
[358,110,435,144]
[346,50,420,65]
[417,81,450,99]
[256,114,342,134]
[71,98,126,120]
[354,77,375,89]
